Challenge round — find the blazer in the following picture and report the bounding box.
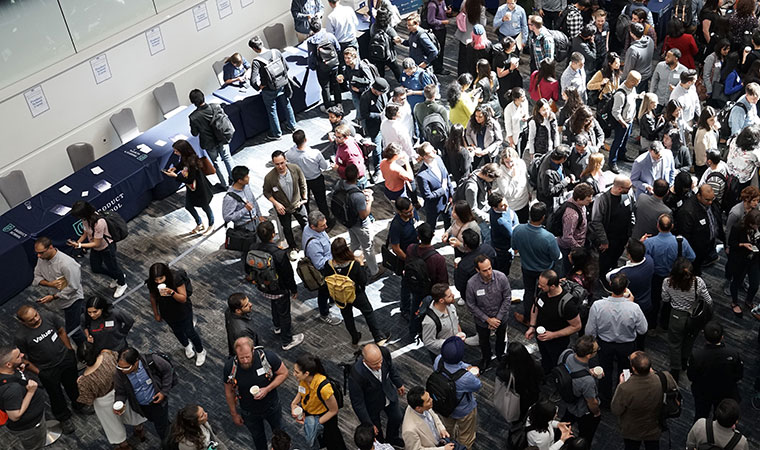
[630,151,676,200]
[464,119,503,162]
[675,195,725,257]
[348,346,404,424]
[416,156,455,215]
[262,164,307,213]
[401,405,448,450]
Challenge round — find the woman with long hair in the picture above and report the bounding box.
[68,200,127,297]
[494,37,523,107]
[525,99,559,157]
[319,238,386,344]
[558,87,584,130]
[454,0,487,75]
[663,19,698,69]
[162,139,215,234]
[464,26,494,78]
[662,258,712,379]
[704,39,731,98]
[442,200,481,257]
[568,247,599,302]
[474,58,502,117]
[443,123,473,183]
[495,342,543,421]
[525,398,573,450]
[447,75,479,127]
[580,152,608,197]
[729,0,757,51]
[76,342,146,449]
[727,209,760,317]
[566,106,605,153]
[290,354,347,450]
[81,295,134,353]
[529,58,559,104]
[379,143,414,201]
[147,262,207,366]
[493,147,530,223]
[658,100,692,170]
[664,171,695,211]
[169,404,227,450]
[503,87,530,151]
[587,52,622,103]
[638,93,660,151]
[694,107,720,179]
[464,104,503,167]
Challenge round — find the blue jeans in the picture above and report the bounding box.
[479,222,492,246]
[609,122,632,165]
[185,197,214,226]
[90,243,125,286]
[206,143,234,188]
[241,403,282,450]
[351,91,363,123]
[166,315,204,352]
[261,87,297,138]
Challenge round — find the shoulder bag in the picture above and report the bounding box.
[224,192,258,251]
[687,277,713,334]
[493,372,521,423]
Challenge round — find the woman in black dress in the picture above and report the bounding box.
[163,140,214,234]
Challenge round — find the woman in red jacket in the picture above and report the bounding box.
[663,19,698,69]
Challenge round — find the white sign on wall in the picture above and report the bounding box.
[89,54,112,84]
[193,3,211,31]
[24,86,50,118]
[145,27,165,55]
[217,0,233,19]
[241,0,254,7]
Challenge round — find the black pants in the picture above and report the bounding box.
[432,28,447,72]
[372,57,402,82]
[538,336,570,374]
[598,339,636,404]
[650,274,666,329]
[166,315,204,352]
[340,294,384,342]
[63,299,85,345]
[305,175,331,222]
[562,411,601,446]
[599,238,628,280]
[139,400,170,440]
[476,321,508,363]
[521,268,542,318]
[514,205,530,223]
[242,403,282,450]
[37,350,81,422]
[624,439,660,450]
[90,243,126,285]
[318,414,348,450]
[542,10,561,29]
[370,401,404,443]
[271,294,293,345]
[317,66,341,107]
[494,249,513,276]
[277,208,307,250]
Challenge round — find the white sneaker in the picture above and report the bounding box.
[195,349,207,367]
[184,344,195,359]
[282,333,304,350]
[113,284,128,298]
[109,279,119,289]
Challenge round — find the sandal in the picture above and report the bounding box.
[731,303,743,318]
[191,224,205,234]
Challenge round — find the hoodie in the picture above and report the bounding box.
[623,35,654,81]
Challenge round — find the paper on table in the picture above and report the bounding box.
[154,139,167,146]
[137,144,152,154]
[234,95,245,101]
[171,134,188,142]
[94,180,112,193]
[91,166,104,175]
[58,185,72,194]
[81,191,89,197]
[51,205,71,216]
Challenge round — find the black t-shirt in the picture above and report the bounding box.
[156,270,193,323]
[83,309,131,353]
[222,350,282,413]
[536,290,579,332]
[388,215,418,252]
[0,371,45,431]
[607,194,632,238]
[15,312,68,370]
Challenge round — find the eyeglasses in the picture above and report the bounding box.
[116,365,132,372]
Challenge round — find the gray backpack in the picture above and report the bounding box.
[245,249,280,293]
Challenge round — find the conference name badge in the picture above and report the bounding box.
[537,299,544,307]
[699,219,706,225]
[105,321,115,327]
[298,385,307,394]
[476,289,486,296]
[257,367,267,376]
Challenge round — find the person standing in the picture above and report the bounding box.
[611,351,676,450]
[188,89,235,188]
[302,210,343,326]
[224,337,289,450]
[0,346,47,448]
[630,143,676,201]
[224,293,260,357]
[389,197,420,330]
[291,0,324,41]
[286,131,331,224]
[401,387,452,450]
[607,72,641,173]
[263,150,308,261]
[556,184,593,275]
[349,344,406,447]
[249,36,297,141]
[163,140,215,234]
[558,336,602,445]
[68,200,128,298]
[338,164,381,278]
[493,0,528,45]
[33,236,85,345]
[359,79,390,175]
[528,15,555,70]
[466,255,511,370]
[222,165,265,234]
[426,0,451,74]
[421,284,467,356]
[623,24,654,91]
[15,305,92,435]
[535,0,567,29]
[488,192,519,275]
[631,179,671,240]
[169,404,228,450]
[401,13,439,70]
[675,184,722,275]
[649,49,686,110]
[307,18,342,109]
[326,0,359,58]
[686,399,749,450]
[338,47,374,123]
[81,296,134,354]
[588,175,634,278]
[416,142,455,229]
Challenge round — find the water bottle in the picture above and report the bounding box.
[24,201,31,210]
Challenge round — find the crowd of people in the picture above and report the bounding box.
[2,0,760,449]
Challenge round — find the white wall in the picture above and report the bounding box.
[0,0,297,196]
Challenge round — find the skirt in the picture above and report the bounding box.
[93,390,147,444]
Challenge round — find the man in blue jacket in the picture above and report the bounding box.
[402,13,438,69]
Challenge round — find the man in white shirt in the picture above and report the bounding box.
[669,70,701,133]
[560,52,587,102]
[326,0,359,67]
[380,103,415,161]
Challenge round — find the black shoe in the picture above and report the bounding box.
[388,437,406,448]
[74,404,95,415]
[283,127,296,134]
[434,69,451,76]
[609,163,620,174]
[61,419,75,434]
[478,359,492,371]
[351,332,362,345]
[265,134,282,141]
[620,154,635,163]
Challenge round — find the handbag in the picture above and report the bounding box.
[494,372,521,423]
[710,80,729,104]
[225,226,257,251]
[297,238,325,291]
[537,83,558,113]
[687,278,713,334]
[381,235,404,276]
[200,156,216,176]
[456,11,467,32]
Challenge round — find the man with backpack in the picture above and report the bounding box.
[413,84,449,148]
[525,270,583,373]
[348,343,407,447]
[686,399,748,450]
[466,255,512,371]
[431,336,482,450]
[729,82,760,137]
[335,164,381,279]
[307,18,342,110]
[405,223,448,312]
[424,0,451,75]
[402,13,439,70]
[528,15,555,70]
[249,221,304,351]
[338,47,375,125]
[611,351,676,450]
[249,36,297,141]
[389,197,421,331]
[607,71,641,173]
[188,88,235,189]
[557,335,602,445]
[223,337,289,450]
[554,183,593,276]
[222,165,265,236]
[114,347,174,440]
[421,283,469,356]
[0,345,46,449]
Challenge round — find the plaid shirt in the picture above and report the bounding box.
[532,28,555,64]
[566,5,584,38]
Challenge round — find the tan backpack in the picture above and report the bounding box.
[324,260,356,308]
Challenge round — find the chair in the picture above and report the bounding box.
[152,82,187,119]
[264,23,287,50]
[109,108,141,144]
[212,59,226,86]
[66,142,95,172]
[0,170,32,208]
[0,193,10,215]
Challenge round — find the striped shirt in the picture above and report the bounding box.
[661,277,712,312]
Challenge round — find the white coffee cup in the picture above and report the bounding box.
[354,249,365,264]
[293,406,304,420]
[746,46,752,53]
[536,326,547,335]
[454,257,461,268]
[469,366,480,376]
[250,385,261,396]
[113,401,124,412]
[457,332,466,340]
[592,366,604,378]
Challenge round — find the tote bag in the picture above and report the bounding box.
[494,372,521,422]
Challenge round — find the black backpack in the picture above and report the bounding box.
[100,211,129,243]
[403,245,437,297]
[422,112,449,151]
[330,184,362,228]
[256,50,289,90]
[615,8,632,43]
[543,351,592,403]
[598,88,627,134]
[308,376,345,409]
[671,0,693,28]
[556,7,571,36]
[146,353,179,388]
[317,40,340,69]
[657,371,682,429]
[697,420,743,450]
[547,201,584,237]
[718,102,748,140]
[418,0,432,29]
[210,103,235,145]
[549,29,570,62]
[527,153,547,190]
[426,360,468,417]
[369,29,391,61]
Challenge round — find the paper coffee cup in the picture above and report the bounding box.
[469,366,480,376]
[113,401,124,411]
[457,332,466,339]
[250,385,260,396]
[592,366,604,378]
[454,257,461,267]
[293,406,304,420]
[536,326,546,335]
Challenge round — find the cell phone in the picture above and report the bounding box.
[623,369,631,381]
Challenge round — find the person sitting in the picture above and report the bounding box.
[222,52,250,86]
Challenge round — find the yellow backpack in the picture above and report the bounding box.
[324,260,357,308]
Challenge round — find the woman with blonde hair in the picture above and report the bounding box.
[693,107,720,179]
[493,147,530,223]
[638,93,660,152]
[580,152,608,197]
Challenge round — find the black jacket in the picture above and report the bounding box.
[687,343,743,401]
[348,346,404,424]
[675,196,724,259]
[114,354,173,417]
[359,90,388,138]
[454,244,497,300]
[224,308,260,356]
[253,241,297,295]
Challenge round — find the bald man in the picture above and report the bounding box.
[589,175,635,278]
[676,184,723,275]
[348,344,407,447]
